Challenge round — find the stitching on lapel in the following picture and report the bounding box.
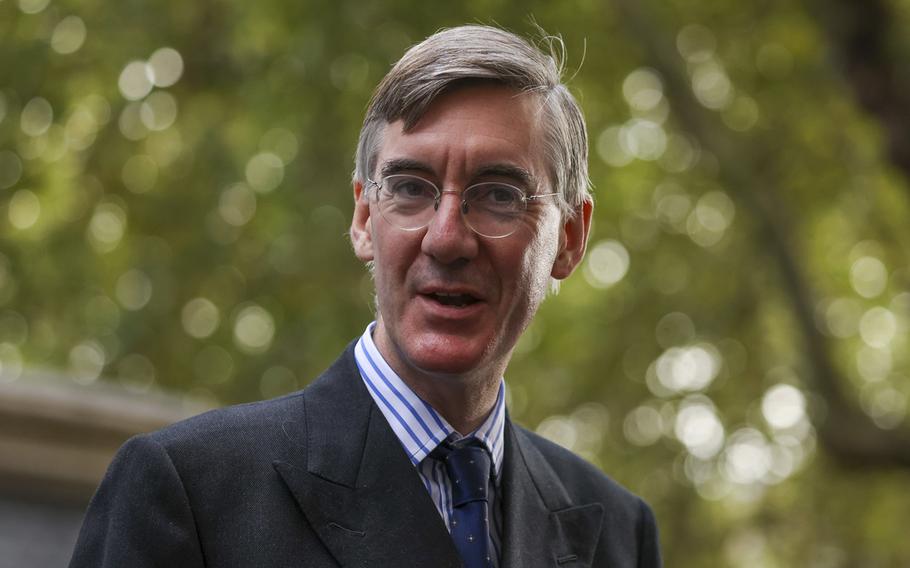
[328,521,366,537]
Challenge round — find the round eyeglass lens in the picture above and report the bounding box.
[463,183,525,238]
[376,175,438,230]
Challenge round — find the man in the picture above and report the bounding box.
[70,25,661,567]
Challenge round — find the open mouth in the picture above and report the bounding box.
[425,292,480,308]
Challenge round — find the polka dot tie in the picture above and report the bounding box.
[436,439,492,568]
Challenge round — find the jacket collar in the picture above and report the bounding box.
[500,421,605,567]
[274,344,603,567]
[273,343,461,567]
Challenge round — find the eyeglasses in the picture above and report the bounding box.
[366,174,559,239]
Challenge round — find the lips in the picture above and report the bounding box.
[417,284,485,309]
[427,291,479,307]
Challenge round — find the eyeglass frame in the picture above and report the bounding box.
[364,174,560,239]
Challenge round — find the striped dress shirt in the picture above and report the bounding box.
[354,322,506,565]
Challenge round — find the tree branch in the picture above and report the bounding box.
[611,0,910,468]
[809,0,910,183]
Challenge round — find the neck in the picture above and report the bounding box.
[400,370,502,435]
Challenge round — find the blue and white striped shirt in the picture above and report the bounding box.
[354,322,506,563]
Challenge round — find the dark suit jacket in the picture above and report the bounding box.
[70,344,661,567]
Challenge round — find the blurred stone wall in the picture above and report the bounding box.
[0,371,207,568]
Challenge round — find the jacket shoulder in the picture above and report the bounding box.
[146,341,361,455]
[511,422,650,516]
[148,389,306,449]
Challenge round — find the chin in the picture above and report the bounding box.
[406,335,494,377]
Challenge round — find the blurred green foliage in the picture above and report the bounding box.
[2,0,910,565]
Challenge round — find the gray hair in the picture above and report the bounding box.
[353,25,592,217]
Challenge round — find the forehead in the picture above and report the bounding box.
[376,84,546,184]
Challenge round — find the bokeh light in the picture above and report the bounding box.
[87,202,127,253]
[677,24,716,63]
[147,48,184,88]
[691,60,733,110]
[8,190,41,230]
[597,126,633,167]
[859,307,897,348]
[654,343,722,393]
[18,0,50,15]
[20,97,53,137]
[675,396,725,459]
[820,297,862,338]
[687,190,735,247]
[623,68,664,112]
[219,183,257,226]
[118,61,154,101]
[181,298,221,339]
[583,239,630,288]
[119,102,148,140]
[624,405,664,446]
[245,152,285,192]
[621,118,667,161]
[116,269,153,311]
[232,304,275,354]
[139,92,178,131]
[722,428,772,485]
[850,256,888,298]
[50,16,87,55]
[69,340,106,385]
[761,384,807,430]
[117,353,156,393]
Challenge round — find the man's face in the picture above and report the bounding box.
[351,84,589,383]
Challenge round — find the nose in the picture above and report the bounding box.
[420,191,479,264]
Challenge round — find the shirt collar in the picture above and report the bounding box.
[354,322,506,478]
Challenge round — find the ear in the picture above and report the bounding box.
[350,181,374,262]
[551,199,593,280]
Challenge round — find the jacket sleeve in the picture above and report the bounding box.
[69,434,205,568]
[637,498,663,568]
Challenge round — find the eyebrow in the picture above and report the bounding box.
[378,159,537,189]
[379,159,434,178]
[474,164,536,189]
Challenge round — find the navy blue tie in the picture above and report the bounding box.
[437,439,492,568]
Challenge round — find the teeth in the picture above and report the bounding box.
[431,292,474,307]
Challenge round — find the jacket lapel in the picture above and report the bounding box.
[273,346,461,567]
[500,421,604,568]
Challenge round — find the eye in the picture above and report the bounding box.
[385,175,436,200]
[490,186,518,203]
[469,183,523,210]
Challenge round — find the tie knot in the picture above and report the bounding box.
[436,439,491,506]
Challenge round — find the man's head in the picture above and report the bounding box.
[349,25,592,390]
[353,25,592,217]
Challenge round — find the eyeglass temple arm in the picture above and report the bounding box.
[526,192,560,202]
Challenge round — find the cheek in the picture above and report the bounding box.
[368,229,395,297]
[526,219,561,274]
[370,228,419,296]
[510,236,557,306]
[525,251,555,302]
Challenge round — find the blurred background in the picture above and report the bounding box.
[2,0,910,565]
